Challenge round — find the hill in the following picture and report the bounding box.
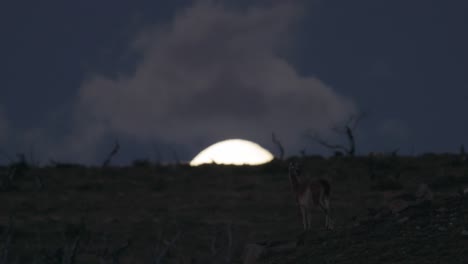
[1,154,468,263]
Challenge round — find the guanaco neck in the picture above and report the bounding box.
[288,170,301,195]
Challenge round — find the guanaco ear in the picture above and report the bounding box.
[289,161,301,175]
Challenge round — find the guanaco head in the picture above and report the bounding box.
[289,161,301,175]
[288,161,302,195]
[288,161,301,177]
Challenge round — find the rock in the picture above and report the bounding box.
[461,229,468,237]
[438,226,447,232]
[416,183,434,201]
[397,217,409,224]
[388,199,411,214]
[243,240,297,264]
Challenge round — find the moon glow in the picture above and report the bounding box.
[189,139,274,166]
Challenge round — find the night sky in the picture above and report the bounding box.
[1,0,468,165]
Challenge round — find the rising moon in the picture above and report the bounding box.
[190,139,274,166]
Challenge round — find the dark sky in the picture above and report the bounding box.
[1,0,468,165]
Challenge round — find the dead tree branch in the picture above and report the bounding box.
[102,140,120,168]
[306,112,366,157]
[271,133,285,160]
[306,132,349,154]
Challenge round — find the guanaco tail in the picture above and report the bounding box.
[288,161,333,230]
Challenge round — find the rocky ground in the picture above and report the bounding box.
[256,191,468,264]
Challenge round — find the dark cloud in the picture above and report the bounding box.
[60,0,356,162]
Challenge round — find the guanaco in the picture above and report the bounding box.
[288,161,333,230]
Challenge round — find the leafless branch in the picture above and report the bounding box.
[271,133,285,160]
[102,140,120,168]
[305,132,349,153]
[344,126,355,156]
[306,111,366,157]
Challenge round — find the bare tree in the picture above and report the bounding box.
[271,133,285,160]
[306,112,366,157]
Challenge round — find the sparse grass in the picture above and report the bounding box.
[0,155,467,263]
